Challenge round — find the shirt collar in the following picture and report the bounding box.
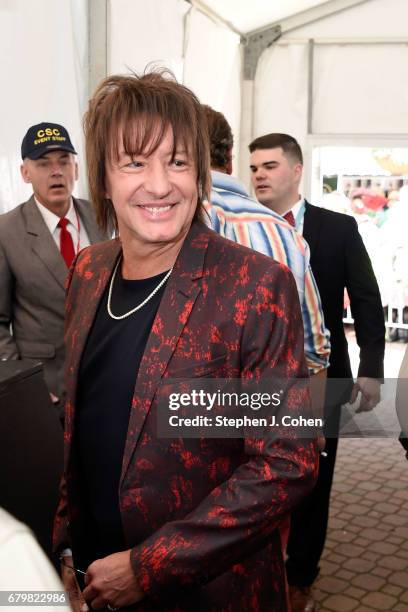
[34,196,75,234]
[211,170,249,198]
[282,196,304,219]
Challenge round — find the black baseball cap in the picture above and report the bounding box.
[21,122,77,160]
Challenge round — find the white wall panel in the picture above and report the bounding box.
[108,0,188,81]
[313,43,408,134]
[183,9,242,171]
[251,0,408,199]
[285,0,408,39]
[0,0,88,213]
[108,3,242,173]
[253,43,309,148]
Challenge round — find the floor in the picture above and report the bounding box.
[313,337,408,611]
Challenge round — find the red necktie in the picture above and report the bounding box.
[283,210,296,228]
[58,217,75,268]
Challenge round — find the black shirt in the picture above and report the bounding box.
[75,261,169,559]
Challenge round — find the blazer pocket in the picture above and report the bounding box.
[168,354,228,378]
[17,340,56,359]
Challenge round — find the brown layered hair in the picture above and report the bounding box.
[249,133,303,165]
[202,105,233,171]
[84,70,211,233]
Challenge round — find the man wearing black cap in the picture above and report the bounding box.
[0,122,106,416]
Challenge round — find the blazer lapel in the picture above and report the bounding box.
[24,196,67,290]
[64,239,121,445]
[303,201,323,258]
[74,197,106,244]
[121,222,210,481]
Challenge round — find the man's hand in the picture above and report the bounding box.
[350,377,381,413]
[61,556,89,612]
[83,550,145,610]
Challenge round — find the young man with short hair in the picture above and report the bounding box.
[249,133,385,612]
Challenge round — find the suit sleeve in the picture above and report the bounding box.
[345,217,385,378]
[53,249,90,553]
[0,239,19,359]
[130,263,318,596]
[397,345,408,439]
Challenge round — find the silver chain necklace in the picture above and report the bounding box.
[107,257,173,320]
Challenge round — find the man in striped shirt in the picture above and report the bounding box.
[203,106,330,377]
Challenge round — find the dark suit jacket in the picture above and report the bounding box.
[303,202,385,383]
[0,195,106,404]
[54,221,318,611]
[397,345,408,446]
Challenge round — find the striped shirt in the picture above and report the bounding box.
[205,171,330,374]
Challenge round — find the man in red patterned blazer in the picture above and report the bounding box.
[54,71,319,611]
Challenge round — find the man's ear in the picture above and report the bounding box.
[295,163,303,182]
[20,162,31,184]
[74,161,79,181]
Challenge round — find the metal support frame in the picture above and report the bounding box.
[89,0,108,96]
[273,36,408,45]
[243,25,281,80]
[239,25,282,189]
[307,39,314,135]
[247,0,370,38]
[240,0,372,169]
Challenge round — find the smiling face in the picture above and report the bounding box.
[105,124,198,256]
[21,151,78,216]
[249,147,302,215]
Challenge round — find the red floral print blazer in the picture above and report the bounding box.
[54,221,318,611]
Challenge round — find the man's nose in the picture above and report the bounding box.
[50,164,63,176]
[254,169,265,180]
[255,166,265,179]
[144,162,171,197]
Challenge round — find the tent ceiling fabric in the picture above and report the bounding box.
[200,0,330,33]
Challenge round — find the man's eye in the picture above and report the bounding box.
[172,159,187,168]
[125,160,143,169]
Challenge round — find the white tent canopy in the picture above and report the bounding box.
[202,0,330,34]
[1,0,407,212]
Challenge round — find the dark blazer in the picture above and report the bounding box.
[0,195,106,403]
[54,222,318,611]
[397,345,408,445]
[303,201,385,382]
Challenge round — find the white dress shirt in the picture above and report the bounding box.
[35,197,90,252]
[282,197,305,235]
